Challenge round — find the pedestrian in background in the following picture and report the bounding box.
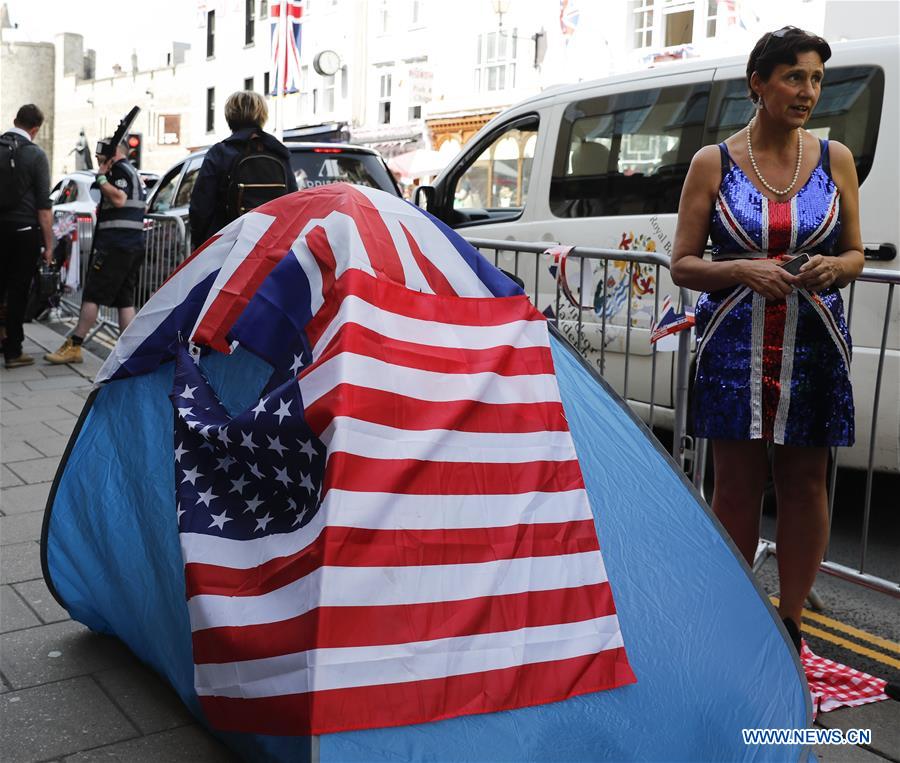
[0,104,55,368]
[189,91,297,248]
[671,27,864,652]
[45,138,147,364]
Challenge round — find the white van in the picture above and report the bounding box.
[417,36,899,474]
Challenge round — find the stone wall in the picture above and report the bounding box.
[0,39,55,168]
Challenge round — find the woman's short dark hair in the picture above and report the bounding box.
[746,27,832,103]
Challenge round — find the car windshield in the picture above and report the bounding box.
[290,150,396,193]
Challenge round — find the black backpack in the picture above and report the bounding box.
[0,134,22,212]
[223,134,291,222]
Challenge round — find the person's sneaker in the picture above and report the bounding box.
[44,338,83,365]
[4,353,35,369]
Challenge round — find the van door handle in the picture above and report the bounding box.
[864,243,896,261]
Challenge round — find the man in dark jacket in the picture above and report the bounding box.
[0,104,55,368]
[189,91,298,247]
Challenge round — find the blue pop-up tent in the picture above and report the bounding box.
[42,185,811,761]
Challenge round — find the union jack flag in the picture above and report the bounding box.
[98,184,634,735]
[271,0,304,96]
[650,294,695,344]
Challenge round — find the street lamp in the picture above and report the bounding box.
[492,0,511,29]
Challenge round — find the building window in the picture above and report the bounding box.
[264,71,271,95]
[410,0,421,26]
[206,88,215,132]
[663,0,694,47]
[260,0,268,19]
[244,76,255,91]
[322,74,335,112]
[378,0,389,34]
[378,72,392,124]
[300,66,310,112]
[408,105,422,120]
[705,0,717,37]
[206,10,215,58]
[245,0,256,46]
[475,30,516,92]
[157,114,181,145]
[632,0,653,48]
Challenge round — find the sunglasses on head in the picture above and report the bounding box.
[758,25,800,58]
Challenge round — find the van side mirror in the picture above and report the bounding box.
[414,185,435,211]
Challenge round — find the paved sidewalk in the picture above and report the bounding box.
[1,323,237,762]
[2,322,896,762]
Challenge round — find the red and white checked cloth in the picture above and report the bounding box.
[801,641,889,718]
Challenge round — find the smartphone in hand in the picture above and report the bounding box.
[781,253,810,276]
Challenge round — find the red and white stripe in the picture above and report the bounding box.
[186,194,634,735]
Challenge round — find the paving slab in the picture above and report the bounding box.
[0,405,75,426]
[2,390,86,411]
[24,434,69,458]
[2,420,70,443]
[93,663,195,735]
[38,364,85,378]
[45,418,78,437]
[0,367,50,384]
[24,376,91,392]
[13,579,70,624]
[1,464,24,488]
[1,483,53,515]
[1,676,137,762]
[818,701,900,759]
[62,724,240,762]
[0,440,44,462]
[0,620,134,689]
[813,741,893,762]
[0,509,46,544]
[0,585,41,633]
[6,457,61,486]
[0,541,43,584]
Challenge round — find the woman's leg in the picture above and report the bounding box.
[711,439,770,564]
[772,445,830,625]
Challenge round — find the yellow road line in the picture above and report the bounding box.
[801,623,900,671]
[770,596,900,655]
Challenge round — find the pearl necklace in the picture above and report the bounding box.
[746,117,803,197]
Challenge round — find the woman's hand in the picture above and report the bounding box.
[736,258,799,301]
[796,254,843,292]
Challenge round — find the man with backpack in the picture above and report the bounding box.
[0,104,55,368]
[188,91,298,248]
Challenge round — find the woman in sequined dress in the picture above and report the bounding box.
[671,27,864,651]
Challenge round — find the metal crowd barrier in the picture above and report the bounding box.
[59,213,189,344]
[467,238,899,600]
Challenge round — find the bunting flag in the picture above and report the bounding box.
[105,184,635,735]
[650,294,695,345]
[270,0,304,96]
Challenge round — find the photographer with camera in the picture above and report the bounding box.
[45,137,146,365]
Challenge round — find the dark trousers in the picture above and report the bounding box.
[0,223,42,360]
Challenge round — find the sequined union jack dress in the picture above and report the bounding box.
[692,139,854,447]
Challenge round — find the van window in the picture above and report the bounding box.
[551,82,711,218]
[149,163,184,213]
[706,66,884,186]
[290,150,396,193]
[445,117,538,227]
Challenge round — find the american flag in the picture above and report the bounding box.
[270,0,303,96]
[98,184,635,735]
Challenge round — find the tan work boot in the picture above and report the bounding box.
[44,338,83,365]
